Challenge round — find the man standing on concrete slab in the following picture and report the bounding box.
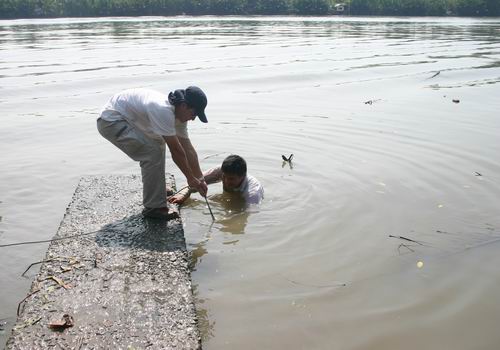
[97,86,209,219]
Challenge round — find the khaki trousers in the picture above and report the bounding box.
[97,118,167,209]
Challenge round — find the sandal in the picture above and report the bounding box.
[142,207,180,220]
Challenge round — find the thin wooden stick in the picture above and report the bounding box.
[22,259,54,277]
[389,235,424,245]
[204,196,215,221]
[17,289,40,316]
[0,230,101,248]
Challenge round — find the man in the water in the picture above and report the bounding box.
[168,155,263,206]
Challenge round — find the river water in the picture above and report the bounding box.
[1,16,500,349]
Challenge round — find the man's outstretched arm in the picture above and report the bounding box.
[168,167,222,205]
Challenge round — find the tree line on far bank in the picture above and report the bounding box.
[1,0,499,19]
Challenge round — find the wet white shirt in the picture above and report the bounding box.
[204,166,264,204]
[99,88,188,139]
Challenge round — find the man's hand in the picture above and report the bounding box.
[198,180,208,197]
[168,193,188,205]
[187,177,208,198]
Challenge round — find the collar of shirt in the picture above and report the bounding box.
[235,175,249,193]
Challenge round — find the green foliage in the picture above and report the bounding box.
[208,0,246,14]
[455,0,487,15]
[349,0,499,15]
[250,0,292,14]
[294,0,331,14]
[0,0,498,18]
[183,0,211,15]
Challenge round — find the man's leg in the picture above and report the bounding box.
[97,118,167,209]
[139,144,167,209]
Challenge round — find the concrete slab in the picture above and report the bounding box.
[6,175,201,350]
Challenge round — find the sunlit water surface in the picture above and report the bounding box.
[1,16,500,349]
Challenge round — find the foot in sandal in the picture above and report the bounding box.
[142,207,180,220]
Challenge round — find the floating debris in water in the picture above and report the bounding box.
[452,99,460,103]
[397,243,415,254]
[428,71,441,79]
[389,235,425,246]
[281,274,346,289]
[282,154,294,169]
[417,261,424,268]
[364,99,381,105]
[474,172,482,177]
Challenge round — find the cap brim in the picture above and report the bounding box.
[197,110,208,123]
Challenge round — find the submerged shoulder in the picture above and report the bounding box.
[245,174,264,204]
[247,174,262,188]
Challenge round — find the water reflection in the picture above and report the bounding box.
[186,192,251,273]
[189,239,209,271]
[191,284,215,342]
[1,17,500,96]
[187,192,250,235]
[211,192,249,234]
[1,17,500,44]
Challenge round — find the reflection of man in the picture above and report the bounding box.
[169,155,264,206]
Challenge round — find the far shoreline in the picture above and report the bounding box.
[2,14,500,21]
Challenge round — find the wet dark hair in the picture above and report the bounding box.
[168,89,186,106]
[221,155,247,177]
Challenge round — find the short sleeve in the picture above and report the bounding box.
[147,102,176,136]
[175,119,189,139]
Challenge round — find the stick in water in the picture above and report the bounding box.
[204,196,215,221]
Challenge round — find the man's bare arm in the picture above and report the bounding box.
[168,167,222,205]
[178,136,203,180]
[164,135,207,196]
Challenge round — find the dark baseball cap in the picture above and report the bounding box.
[185,86,208,123]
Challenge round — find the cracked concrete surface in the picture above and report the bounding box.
[6,175,201,350]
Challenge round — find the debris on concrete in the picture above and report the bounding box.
[6,175,201,349]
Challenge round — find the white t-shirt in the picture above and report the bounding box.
[99,88,188,139]
[204,167,264,204]
[240,174,265,205]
